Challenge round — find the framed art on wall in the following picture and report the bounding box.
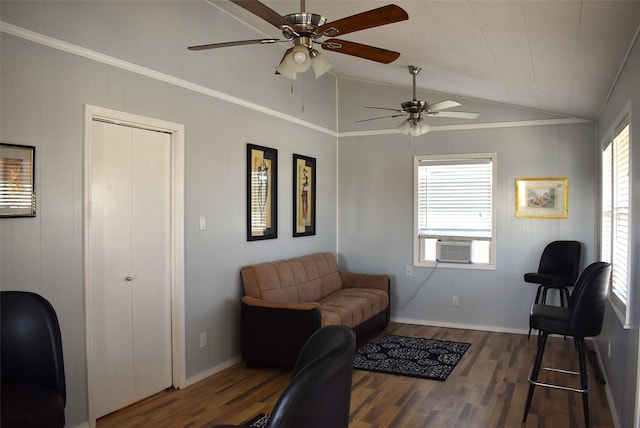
[0,143,36,217]
[515,177,568,218]
[247,144,277,240]
[293,154,316,237]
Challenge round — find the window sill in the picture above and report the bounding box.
[608,296,632,329]
[414,261,496,270]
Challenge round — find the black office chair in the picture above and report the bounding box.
[212,325,356,428]
[1,291,66,428]
[522,262,612,428]
[524,240,582,307]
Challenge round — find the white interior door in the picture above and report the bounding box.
[89,120,172,418]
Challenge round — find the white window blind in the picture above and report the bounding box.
[602,119,631,328]
[418,158,493,239]
[601,143,612,263]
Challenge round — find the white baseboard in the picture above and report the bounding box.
[185,356,242,387]
[591,341,623,428]
[392,317,529,335]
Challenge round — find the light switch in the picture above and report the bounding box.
[199,216,207,231]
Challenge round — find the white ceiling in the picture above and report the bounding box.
[210,0,640,121]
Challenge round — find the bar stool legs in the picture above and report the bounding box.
[522,333,548,425]
[577,339,590,428]
[522,333,591,428]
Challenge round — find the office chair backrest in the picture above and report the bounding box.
[1,291,66,404]
[567,262,612,338]
[538,240,581,279]
[268,325,356,428]
[292,324,354,377]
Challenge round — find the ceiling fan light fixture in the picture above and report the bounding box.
[290,45,311,71]
[397,117,431,136]
[416,118,431,135]
[310,50,332,78]
[276,45,311,79]
[396,119,412,134]
[293,50,307,64]
[275,56,297,79]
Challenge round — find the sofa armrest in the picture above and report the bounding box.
[339,272,390,292]
[241,301,322,368]
[241,296,320,311]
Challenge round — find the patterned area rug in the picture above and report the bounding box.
[354,334,471,381]
[245,413,269,427]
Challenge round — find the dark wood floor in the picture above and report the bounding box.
[97,323,615,428]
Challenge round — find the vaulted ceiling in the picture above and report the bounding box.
[210,0,640,121]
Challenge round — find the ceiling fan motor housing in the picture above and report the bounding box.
[402,100,427,113]
[284,13,326,39]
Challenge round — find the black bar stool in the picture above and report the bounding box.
[522,262,611,428]
[524,240,581,337]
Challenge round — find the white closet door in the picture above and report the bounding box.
[90,121,172,418]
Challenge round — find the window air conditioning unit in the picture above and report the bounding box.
[436,240,472,264]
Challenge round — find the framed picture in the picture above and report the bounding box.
[1,143,36,218]
[247,144,277,240]
[516,177,568,218]
[293,154,316,237]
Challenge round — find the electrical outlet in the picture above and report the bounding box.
[452,296,459,306]
[200,332,207,348]
[199,216,207,231]
[405,265,413,276]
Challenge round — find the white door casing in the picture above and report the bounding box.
[84,105,185,427]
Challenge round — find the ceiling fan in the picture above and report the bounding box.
[188,0,408,79]
[358,65,480,136]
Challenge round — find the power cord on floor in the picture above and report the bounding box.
[392,261,439,311]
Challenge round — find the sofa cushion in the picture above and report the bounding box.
[318,288,389,328]
[241,253,341,303]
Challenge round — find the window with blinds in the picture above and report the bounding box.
[601,117,631,328]
[414,154,496,268]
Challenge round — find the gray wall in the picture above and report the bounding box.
[1,1,637,427]
[337,77,598,332]
[595,36,640,428]
[1,2,337,426]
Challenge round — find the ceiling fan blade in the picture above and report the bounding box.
[188,38,280,51]
[318,4,408,37]
[229,0,290,29]
[428,100,461,111]
[427,111,480,119]
[365,106,404,113]
[322,39,400,64]
[355,113,407,123]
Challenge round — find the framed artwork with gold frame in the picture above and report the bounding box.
[516,177,567,218]
[1,143,36,218]
[293,154,316,237]
[247,144,277,240]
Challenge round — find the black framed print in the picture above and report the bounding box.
[247,144,277,241]
[293,153,315,237]
[1,143,36,217]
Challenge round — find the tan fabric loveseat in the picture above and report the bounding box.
[240,252,390,368]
